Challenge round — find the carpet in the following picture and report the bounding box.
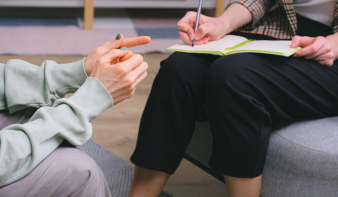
[79,139,173,197]
[0,8,194,55]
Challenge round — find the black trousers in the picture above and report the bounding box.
[131,15,338,178]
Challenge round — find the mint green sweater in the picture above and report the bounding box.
[0,59,113,187]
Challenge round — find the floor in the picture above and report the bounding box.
[0,54,227,197]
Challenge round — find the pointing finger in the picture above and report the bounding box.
[122,36,151,48]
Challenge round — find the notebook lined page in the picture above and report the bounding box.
[167,35,248,53]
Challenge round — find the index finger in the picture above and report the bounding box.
[177,12,198,41]
[117,54,144,71]
[122,36,151,48]
[291,36,301,48]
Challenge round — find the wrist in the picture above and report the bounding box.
[84,57,92,76]
[220,3,252,32]
[218,9,234,33]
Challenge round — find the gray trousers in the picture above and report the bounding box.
[0,108,112,197]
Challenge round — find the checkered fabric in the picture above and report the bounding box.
[228,0,338,39]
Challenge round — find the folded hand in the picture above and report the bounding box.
[85,34,151,75]
[89,49,148,105]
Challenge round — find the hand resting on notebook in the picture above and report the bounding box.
[291,35,337,67]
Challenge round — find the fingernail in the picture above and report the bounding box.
[120,47,127,51]
[116,33,121,40]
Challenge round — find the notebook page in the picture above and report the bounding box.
[227,40,295,55]
[167,35,248,54]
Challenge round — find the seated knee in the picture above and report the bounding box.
[159,52,200,81]
[207,54,259,90]
[52,148,103,184]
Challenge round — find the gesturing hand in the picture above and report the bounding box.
[291,36,337,67]
[85,34,151,76]
[176,11,230,45]
[89,49,148,105]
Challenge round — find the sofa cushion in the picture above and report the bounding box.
[185,117,338,197]
[261,116,338,197]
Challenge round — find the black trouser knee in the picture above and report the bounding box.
[206,54,273,177]
[131,52,219,174]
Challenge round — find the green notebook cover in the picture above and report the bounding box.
[167,35,301,57]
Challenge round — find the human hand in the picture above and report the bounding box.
[85,34,151,75]
[176,11,230,45]
[89,49,148,105]
[291,35,336,67]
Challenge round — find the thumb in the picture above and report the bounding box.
[292,36,315,48]
[101,33,125,53]
[291,36,301,48]
[195,22,211,40]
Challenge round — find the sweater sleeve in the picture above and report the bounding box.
[0,64,6,110]
[228,0,275,29]
[0,77,113,187]
[0,58,87,113]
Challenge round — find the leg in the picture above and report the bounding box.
[0,108,110,196]
[129,166,170,197]
[224,175,262,197]
[205,54,338,196]
[0,147,111,197]
[0,108,37,130]
[130,52,219,197]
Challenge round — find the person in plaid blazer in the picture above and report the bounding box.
[129,1,338,197]
[233,0,338,40]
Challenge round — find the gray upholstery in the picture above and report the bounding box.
[78,139,172,197]
[79,140,133,197]
[79,139,173,197]
[185,117,338,197]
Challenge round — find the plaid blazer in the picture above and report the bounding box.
[229,0,338,39]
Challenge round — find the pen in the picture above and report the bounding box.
[192,0,203,47]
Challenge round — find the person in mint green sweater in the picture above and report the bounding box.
[0,33,150,197]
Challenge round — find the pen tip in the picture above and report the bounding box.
[192,40,195,47]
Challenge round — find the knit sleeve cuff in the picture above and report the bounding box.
[0,63,7,110]
[49,58,88,97]
[68,77,113,121]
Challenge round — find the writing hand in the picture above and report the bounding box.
[176,11,230,45]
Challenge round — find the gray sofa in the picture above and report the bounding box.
[185,117,338,197]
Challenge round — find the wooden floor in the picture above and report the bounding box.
[0,54,227,197]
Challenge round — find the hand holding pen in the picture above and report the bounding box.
[176,7,231,46]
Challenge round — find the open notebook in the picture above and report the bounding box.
[167,35,301,57]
